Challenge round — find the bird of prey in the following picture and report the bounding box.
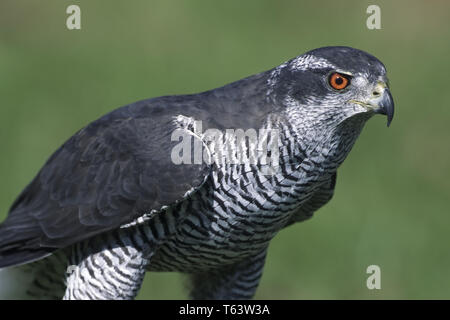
[0,46,394,300]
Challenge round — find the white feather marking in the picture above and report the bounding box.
[266,62,287,97]
[290,55,335,71]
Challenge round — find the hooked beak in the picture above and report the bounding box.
[349,86,395,127]
[373,88,395,127]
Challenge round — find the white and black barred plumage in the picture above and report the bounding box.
[0,46,394,299]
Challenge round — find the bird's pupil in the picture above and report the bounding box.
[335,77,343,85]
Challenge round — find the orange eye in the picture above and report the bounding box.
[329,72,350,90]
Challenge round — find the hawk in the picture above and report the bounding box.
[0,46,394,299]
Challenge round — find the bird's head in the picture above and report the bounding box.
[268,46,394,129]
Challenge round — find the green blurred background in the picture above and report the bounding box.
[0,0,449,299]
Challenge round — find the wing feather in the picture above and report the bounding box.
[0,100,211,267]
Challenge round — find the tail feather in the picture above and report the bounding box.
[0,249,53,269]
[0,223,54,268]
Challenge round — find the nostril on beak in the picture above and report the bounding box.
[373,90,381,97]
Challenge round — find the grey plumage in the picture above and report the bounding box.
[0,46,394,299]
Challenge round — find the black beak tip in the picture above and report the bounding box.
[386,114,393,127]
[380,89,394,128]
